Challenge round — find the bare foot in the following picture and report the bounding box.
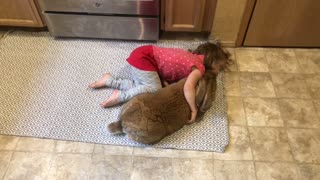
[100,90,121,107]
[89,73,111,89]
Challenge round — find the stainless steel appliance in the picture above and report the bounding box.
[38,0,160,41]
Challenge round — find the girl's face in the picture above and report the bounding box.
[210,60,227,75]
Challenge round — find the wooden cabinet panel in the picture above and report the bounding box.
[163,0,213,32]
[244,0,320,47]
[0,0,44,27]
[201,0,216,32]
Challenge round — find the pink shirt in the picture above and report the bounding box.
[126,45,205,82]
[153,46,205,82]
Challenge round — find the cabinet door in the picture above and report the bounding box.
[164,0,206,32]
[0,0,43,27]
[244,0,320,47]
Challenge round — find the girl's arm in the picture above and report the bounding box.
[184,68,202,124]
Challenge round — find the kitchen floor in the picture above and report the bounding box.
[0,30,320,180]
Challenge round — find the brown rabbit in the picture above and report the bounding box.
[107,72,217,144]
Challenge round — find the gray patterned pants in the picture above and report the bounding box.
[105,66,162,103]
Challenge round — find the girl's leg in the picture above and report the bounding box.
[100,90,120,107]
[88,73,111,89]
[100,67,162,107]
[105,75,136,91]
[89,72,136,91]
[119,67,162,102]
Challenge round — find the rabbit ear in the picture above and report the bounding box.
[195,78,207,107]
[199,76,217,112]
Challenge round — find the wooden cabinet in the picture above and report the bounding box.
[161,0,216,32]
[242,0,320,47]
[0,0,44,27]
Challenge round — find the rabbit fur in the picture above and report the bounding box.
[107,72,217,144]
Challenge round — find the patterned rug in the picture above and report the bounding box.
[0,31,229,152]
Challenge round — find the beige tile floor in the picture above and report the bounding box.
[1,31,320,179]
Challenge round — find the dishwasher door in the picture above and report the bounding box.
[38,0,159,16]
[44,13,159,40]
[38,0,160,40]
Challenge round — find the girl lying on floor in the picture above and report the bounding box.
[89,42,232,124]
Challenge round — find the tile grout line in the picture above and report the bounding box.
[241,86,258,180]
[233,49,258,179]
[1,150,14,180]
[303,73,320,127]
[223,94,318,101]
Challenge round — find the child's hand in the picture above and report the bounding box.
[184,69,202,125]
[187,110,197,124]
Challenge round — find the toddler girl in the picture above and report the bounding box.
[89,42,231,123]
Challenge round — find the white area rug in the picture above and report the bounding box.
[0,31,229,152]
